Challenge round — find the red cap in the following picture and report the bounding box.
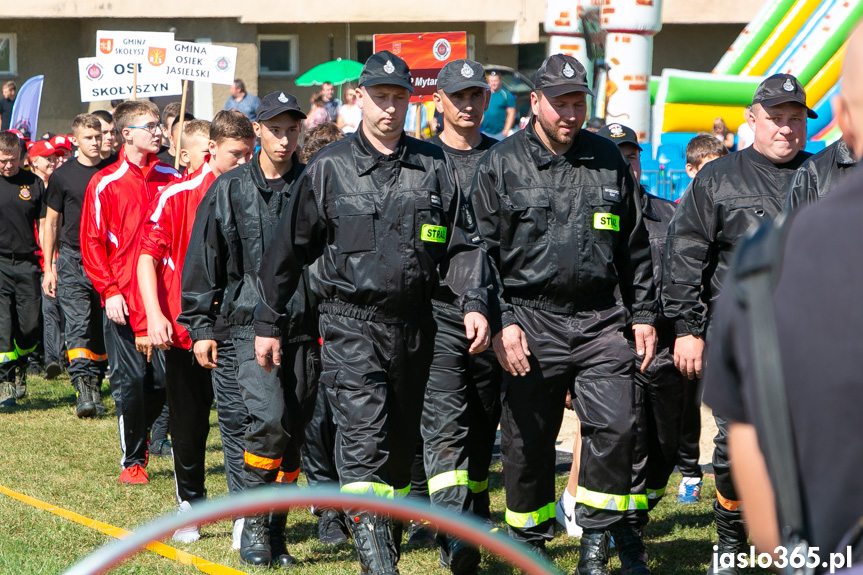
[28,140,65,159]
[50,134,73,151]
[8,129,30,142]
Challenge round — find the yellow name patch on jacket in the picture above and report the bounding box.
[593,213,620,231]
[421,224,447,243]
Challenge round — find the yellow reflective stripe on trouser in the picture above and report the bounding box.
[14,341,36,357]
[469,478,488,494]
[428,470,469,495]
[67,348,109,362]
[394,485,410,498]
[341,482,396,498]
[646,487,666,501]
[575,486,649,511]
[243,452,282,471]
[0,351,18,364]
[505,502,556,529]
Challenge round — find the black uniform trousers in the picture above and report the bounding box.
[713,414,738,510]
[212,340,249,496]
[41,277,65,366]
[319,312,435,498]
[164,346,213,504]
[629,344,687,518]
[235,337,319,489]
[501,304,639,541]
[301,378,341,497]
[56,247,106,380]
[0,255,42,382]
[421,303,502,519]
[676,377,703,478]
[103,315,166,469]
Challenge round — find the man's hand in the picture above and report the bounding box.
[674,334,705,380]
[42,270,57,298]
[464,312,490,354]
[193,340,218,369]
[255,336,281,373]
[492,324,531,376]
[135,336,153,362]
[633,323,657,373]
[105,294,128,325]
[147,312,173,350]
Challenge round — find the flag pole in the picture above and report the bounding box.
[132,65,138,101]
[174,80,188,171]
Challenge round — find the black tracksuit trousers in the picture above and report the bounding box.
[164,346,213,504]
[212,340,249,496]
[629,344,687,518]
[0,256,42,382]
[56,247,106,380]
[103,316,166,469]
[421,303,501,519]
[235,337,319,489]
[318,312,435,497]
[676,377,703,478]
[501,304,639,541]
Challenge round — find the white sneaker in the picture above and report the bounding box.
[554,491,583,537]
[172,501,201,543]
[231,517,244,551]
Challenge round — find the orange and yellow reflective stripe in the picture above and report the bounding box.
[716,489,742,512]
[67,348,109,362]
[275,469,300,484]
[244,451,282,471]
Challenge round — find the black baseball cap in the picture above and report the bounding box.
[437,59,488,94]
[597,123,642,151]
[359,51,413,92]
[752,73,817,119]
[534,54,593,98]
[257,91,307,121]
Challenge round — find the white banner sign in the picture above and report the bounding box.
[78,57,183,102]
[165,41,237,85]
[96,30,175,70]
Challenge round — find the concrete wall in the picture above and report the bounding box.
[652,23,746,74]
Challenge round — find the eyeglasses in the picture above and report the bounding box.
[127,123,163,135]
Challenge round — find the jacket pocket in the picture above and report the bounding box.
[336,194,376,254]
[587,187,621,245]
[414,190,448,260]
[669,239,709,286]
[238,217,262,272]
[502,187,550,248]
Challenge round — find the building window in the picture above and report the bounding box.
[259,35,299,76]
[0,34,17,75]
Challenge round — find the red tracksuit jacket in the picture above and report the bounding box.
[131,161,216,350]
[80,149,180,306]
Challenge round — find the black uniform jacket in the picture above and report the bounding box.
[470,120,658,330]
[663,145,810,337]
[253,127,492,337]
[178,152,316,342]
[785,138,856,212]
[642,190,677,348]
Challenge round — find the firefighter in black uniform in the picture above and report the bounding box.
[663,73,813,575]
[420,58,502,575]
[784,138,856,212]
[0,131,44,407]
[178,92,317,568]
[253,51,492,575]
[470,55,658,575]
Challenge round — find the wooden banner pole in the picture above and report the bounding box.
[174,80,188,171]
[132,65,138,101]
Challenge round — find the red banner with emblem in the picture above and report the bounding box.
[373,32,467,102]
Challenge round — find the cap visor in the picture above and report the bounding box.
[258,108,307,121]
[753,97,818,119]
[439,80,489,94]
[359,78,414,93]
[538,84,594,98]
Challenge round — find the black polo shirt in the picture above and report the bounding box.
[45,157,113,250]
[0,169,44,256]
[705,167,863,564]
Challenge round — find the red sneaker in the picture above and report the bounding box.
[119,464,149,485]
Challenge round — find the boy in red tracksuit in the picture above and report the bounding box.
[133,112,256,542]
[80,100,180,485]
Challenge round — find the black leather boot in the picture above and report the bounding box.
[88,376,106,414]
[576,529,610,575]
[706,501,747,575]
[269,512,298,568]
[72,376,95,418]
[611,523,650,575]
[317,508,350,545]
[239,514,272,566]
[438,536,481,575]
[346,512,399,575]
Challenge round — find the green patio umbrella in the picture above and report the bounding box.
[295,58,363,87]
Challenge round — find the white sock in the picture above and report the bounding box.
[682,476,702,486]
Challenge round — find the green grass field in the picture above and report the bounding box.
[0,374,765,574]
